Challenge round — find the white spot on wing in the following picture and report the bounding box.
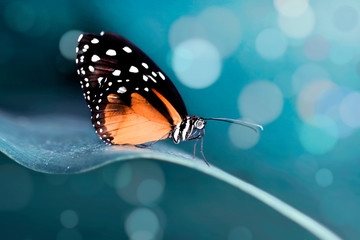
[143,75,148,81]
[144,87,149,92]
[158,72,165,80]
[152,71,157,77]
[78,34,83,42]
[117,86,127,94]
[112,70,121,76]
[100,31,105,36]
[89,66,95,72]
[91,38,99,44]
[98,77,103,86]
[75,47,79,53]
[106,49,116,56]
[123,46,132,53]
[91,55,100,62]
[129,66,138,73]
[148,75,157,83]
[142,63,148,69]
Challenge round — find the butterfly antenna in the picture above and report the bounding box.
[204,118,263,134]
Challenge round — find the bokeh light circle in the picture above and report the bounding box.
[228,121,260,149]
[299,115,338,155]
[60,209,79,229]
[316,86,355,138]
[4,1,36,33]
[274,0,309,17]
[278,7,315,39]
[315,168,333,187]
[228,226,253,240]
[59,30,83,60]
[136,179,163,205]
[255,28,288,60]
[238,80,283,125]
[333,5,359,32]
[292,63,330,94]
[125,208,160,240]
[198,7,242,57]
[172,39,221,89]
[329,44,353,65]
[0,164,33,211]
[340,91,360,128]
[115,163,132,189]
[296,79,335,121]
[303,35,330,61]
[169,7,241,58]
[169,17,206,50]
[115,161,165,205]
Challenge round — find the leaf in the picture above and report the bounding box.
[0,111,342,240]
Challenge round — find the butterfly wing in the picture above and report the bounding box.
[76,32,187,145]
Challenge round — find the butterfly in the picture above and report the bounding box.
[76,31,262,165]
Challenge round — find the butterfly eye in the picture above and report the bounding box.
[194,119,205,129]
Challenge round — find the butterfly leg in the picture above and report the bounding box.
[189,129,209,166]
[135,131,171,149]
[199,130,209,166]
[193,138,199,159]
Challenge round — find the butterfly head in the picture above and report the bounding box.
[171,116,206,144]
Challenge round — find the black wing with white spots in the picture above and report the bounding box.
[76,31,187,143]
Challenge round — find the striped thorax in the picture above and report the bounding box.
[171,116,206,144]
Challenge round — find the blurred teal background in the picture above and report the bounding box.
[0,0,359,239]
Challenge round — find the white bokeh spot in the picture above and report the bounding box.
[278,7,315,39]
[255,28,288,60]
[59,30,83,60]
[238,80,283,125]
[228,120,260,149]
[274,0,309,17]
[172,39,221,89]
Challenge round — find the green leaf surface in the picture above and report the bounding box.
[0,111,342,240]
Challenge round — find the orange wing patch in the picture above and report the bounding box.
[152,89,182,125]
[104,93,172,145]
